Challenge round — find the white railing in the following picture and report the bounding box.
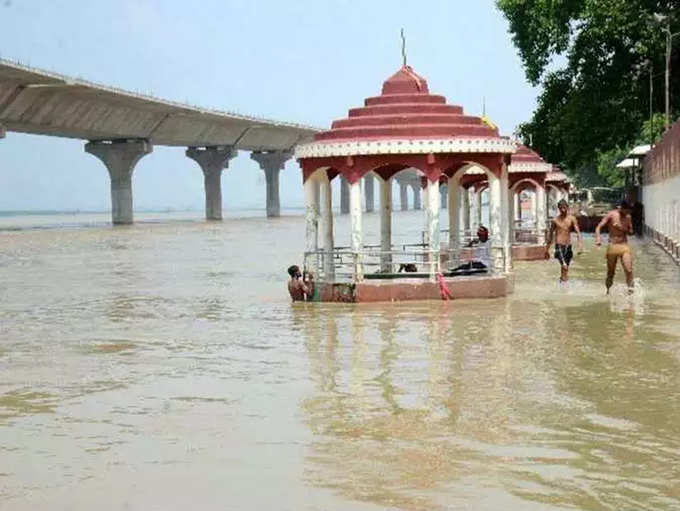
[511,219,546,245]
[304,245,446,282]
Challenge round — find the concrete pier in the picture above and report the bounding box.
[411,183,421,210]
[250,150,291,217]
[186,146,237,221]
[340,175,350,214]
[400,182,409,211]
[85,139,152,225]
[364,174,375,212]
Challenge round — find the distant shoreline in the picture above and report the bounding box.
[0,207,306,218]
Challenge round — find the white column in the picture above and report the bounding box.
[400,182,409,210]
[476,189,483,227]
[422,184,430,246]
[426,178,441,279]
[340,175,350,214]
[469,187,479,234]
[531,190,538,229]
[349,180,363,281]
[501,169,511,272]
[507,187,515,246]
[364,173,375,213]
[462,185,470,236]
[320,175,335,280]
[412,183,422,210]
[304,177,320,275]
[536,184,547,244]
[448,177,462,266]
[489,175,504,273]
[380,177,392,272]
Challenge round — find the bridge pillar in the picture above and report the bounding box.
[186,146,237,221]
[411,182,421,210]
[85,139,152,225]
[340,175,350,214]
[364,173,375,212]
[250,150,292,217]
[400,182,409,210]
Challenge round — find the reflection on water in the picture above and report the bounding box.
[1,212,680,510]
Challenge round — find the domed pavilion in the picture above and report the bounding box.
[295,65,516,302]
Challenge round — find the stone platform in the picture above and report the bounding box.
[313,274,511,303]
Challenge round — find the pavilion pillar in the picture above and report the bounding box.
[364,173,375,212]
[340,175,350,214]
[489,176,505,273]
[186,145,237,221]
[412,183,422,210]
[304,177,321,276]
[250,150,291,217]
[380,176,392,272]
[531,190,538,226]
[320,175,335,280]
[440,184,448,210]
[448,177,462,266]
[514,191,520,221]
[349,179,363,281]
[85,139,152,225]
[536,184,547,244]
[462,186,470,234]
[476,189,483,227]
[468,188,478,234]
[400,182,409,210]
[501,169,512,272]
[425,178,441,279]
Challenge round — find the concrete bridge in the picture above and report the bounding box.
[337,169,430,214]
[0,58,319,224]
[0,60,437,223]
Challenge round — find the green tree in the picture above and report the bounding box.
[498,0,679,179]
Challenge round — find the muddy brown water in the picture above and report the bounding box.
[1,210,679,510]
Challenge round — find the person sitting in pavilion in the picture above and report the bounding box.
[451,225,489,274]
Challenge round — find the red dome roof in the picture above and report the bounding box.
[313,66,500,142]
[512,144,546,164]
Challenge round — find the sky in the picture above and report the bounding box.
[0,0,538,212]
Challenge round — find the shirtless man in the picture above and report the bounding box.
[287,265,314,301]
[595,201,634,294]
[544,199,583,282]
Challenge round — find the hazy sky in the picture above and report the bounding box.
[0,0,538,212]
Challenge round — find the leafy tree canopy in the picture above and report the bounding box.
[497,0,678,182]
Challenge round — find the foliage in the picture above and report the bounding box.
[497,0,679,181]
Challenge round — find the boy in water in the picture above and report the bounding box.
[595,201,634,294]
[544,199,583,282]
[287,265,314,302]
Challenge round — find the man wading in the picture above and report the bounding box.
[595,200,634,294]
[545,199,583,282]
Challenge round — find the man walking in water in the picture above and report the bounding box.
[595,200,634,294]
[545,199,583,283]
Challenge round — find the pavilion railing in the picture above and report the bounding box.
[304,245,453,283]
[511,220,547,245]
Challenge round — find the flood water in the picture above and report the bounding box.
[1,210,680,511]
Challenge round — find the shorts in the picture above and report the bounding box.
[606,243,631,259]
[554,244,573,266]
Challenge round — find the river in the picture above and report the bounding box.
[1,210,679,510]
